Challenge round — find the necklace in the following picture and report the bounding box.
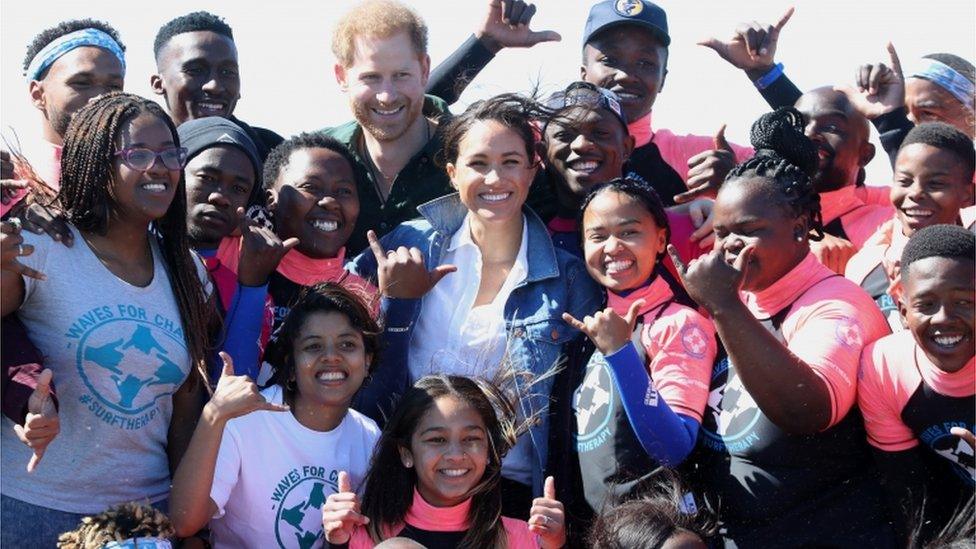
[363,118,432,201]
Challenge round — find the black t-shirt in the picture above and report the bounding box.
[686,307,895,548]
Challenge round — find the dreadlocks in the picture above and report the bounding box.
[726,106,825,241]
[57,91,214,387]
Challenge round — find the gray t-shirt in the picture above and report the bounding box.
[1,225,203,513]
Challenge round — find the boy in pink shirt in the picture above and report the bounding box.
[847,122,975,331]
[858,224,975,544]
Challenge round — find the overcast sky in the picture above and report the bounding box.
[2,0,974,184]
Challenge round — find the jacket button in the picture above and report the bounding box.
[513,328,524,338]
[550,329,559,340]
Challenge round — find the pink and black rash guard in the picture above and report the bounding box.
[690,253,894,547]
[859,332,975,502]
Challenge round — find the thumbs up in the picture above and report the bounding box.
[13,369,59,472]
[322,470,369,544]
[529,476,566,548]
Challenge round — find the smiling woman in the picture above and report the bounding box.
[0,91,214,547]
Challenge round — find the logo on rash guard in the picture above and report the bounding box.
[700,357,762,453]
[66,304,188,430]
[272,466,339,549]
[834,317,863,350]
[920,422,976,485]
[574,354,616,452]
[680,324,709,359]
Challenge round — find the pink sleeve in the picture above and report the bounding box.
[854,185,891,207]
[501,516,538,549]
[0,185,28,218]
[857,339,919,451]
[666,211,707,264]
[783,287,891,428]
[643,306,717,422]
[348,526,375,549]
[653,130,753,183]
[842,206,895,250]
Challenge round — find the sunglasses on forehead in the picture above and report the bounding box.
[114,146,188,171]
[543,81,628,131]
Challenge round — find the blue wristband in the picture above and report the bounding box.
[754,62,784,90]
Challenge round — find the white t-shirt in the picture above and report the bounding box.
[209,385,381,549]
[406,214,534,486]
[1,225,207,513]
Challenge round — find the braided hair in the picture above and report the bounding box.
[725,107,825,241]
[57,91,215,387]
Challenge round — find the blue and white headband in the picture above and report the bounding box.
[908,58,975,113]
[25,28,125,81]
[102,537,172,549]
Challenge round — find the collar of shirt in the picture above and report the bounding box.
[742,252,833,318]
[628,111,654,148]
[276,247,348,286]
[418,193,559,284]
[607,274,675,318]
[914,340,976,397]
[404,488,472,532]
[819,185,867,225]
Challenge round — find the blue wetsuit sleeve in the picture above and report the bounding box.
[220,283,268,379]
[604,342,700,466]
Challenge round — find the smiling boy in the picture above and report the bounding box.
[857,224,975,544]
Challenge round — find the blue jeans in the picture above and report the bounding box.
[1,495,169,548]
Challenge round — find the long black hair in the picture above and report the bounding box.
[360,374,527,549]
[57,91,214,387]
[725,106,825,241]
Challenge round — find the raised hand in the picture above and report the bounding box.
[699,7,794,78]
[206,353,289,422]
[528,476,566,549]
[20,201,72,246]
[476,0,561,54]
[1,219,44,280]
[686,198,717,250]
[322,470,369,545]
[950,427,976,451]
[668,244,753,314]
[810,232,856,275]
[563,299,645,356]
[675,125,736,204]
[236,207,299,287]
[368,230,456,299]
[13,369,58,472]
[844,42,905,119]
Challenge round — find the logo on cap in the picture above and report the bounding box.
[614,0,644,17]
[216,133,235,144]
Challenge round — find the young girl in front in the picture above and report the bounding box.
[554,178,716,541]
[169,283,381,548]
[322,374,567,549]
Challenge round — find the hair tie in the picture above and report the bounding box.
[25,28,125,81]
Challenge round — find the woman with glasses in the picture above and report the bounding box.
[0,92,214,547]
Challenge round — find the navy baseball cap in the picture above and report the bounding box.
[583,0,670,48]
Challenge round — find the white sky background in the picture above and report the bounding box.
[2,0,974,185]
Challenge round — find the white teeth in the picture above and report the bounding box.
[934,335,964,346]
[903,208,933,217]
[616,92,639,100]
[480,192,511,203]
[373,106,403,115]
[198,103,223,111]
[142,183,166,192]
[313,220,339,232]
[605,260,634,274]
[440,469,468,477]
[570,160,599,173]
[317,371,346,381]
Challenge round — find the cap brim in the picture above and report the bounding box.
[585,20,671,48]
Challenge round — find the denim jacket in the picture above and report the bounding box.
[349,193,601,495]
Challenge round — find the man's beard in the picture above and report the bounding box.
[352,99,421,143]
[51,108,73,138]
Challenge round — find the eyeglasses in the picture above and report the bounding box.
[114,147,187,171]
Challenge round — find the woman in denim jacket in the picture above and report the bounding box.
[349,94,601,519]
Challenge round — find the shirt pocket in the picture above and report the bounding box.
[508,318,575,377]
